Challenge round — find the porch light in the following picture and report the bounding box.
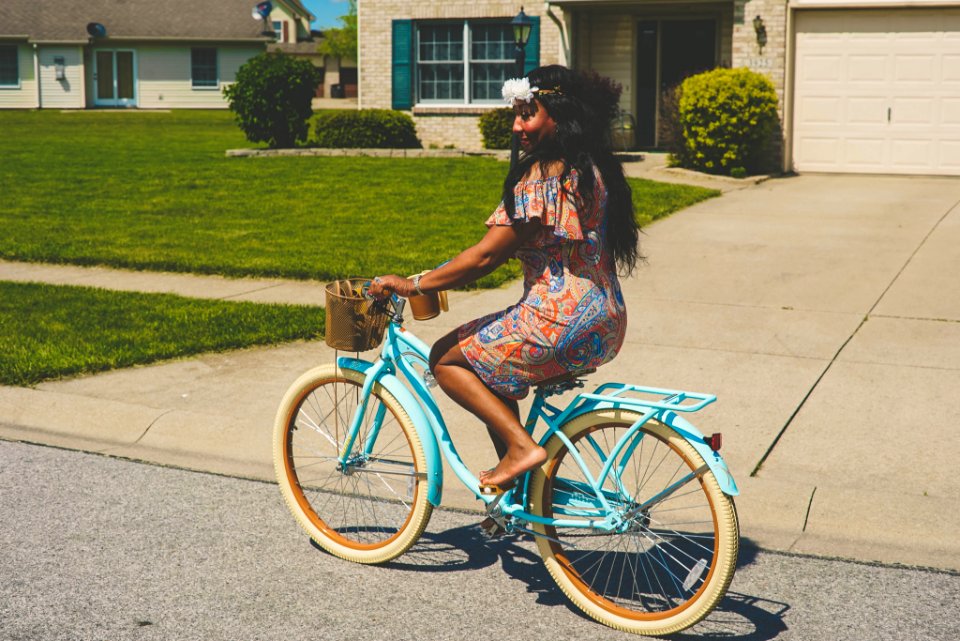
[512,7,534,49]
[753,15,767,54]
[510,7,535,169]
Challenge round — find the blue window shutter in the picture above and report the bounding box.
[392,20,413,110]
[523,17,540,75]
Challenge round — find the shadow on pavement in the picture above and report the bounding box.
[671,591,790,640]
[309,525,790,639]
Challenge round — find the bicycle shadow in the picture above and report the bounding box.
[493,534,789,640]
[307,521,503,573]
[400,528,788,639]
[310,527,789,640]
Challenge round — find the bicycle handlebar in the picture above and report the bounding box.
[361,280,406,319]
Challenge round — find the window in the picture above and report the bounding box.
[273,20,284,42]
[416,21,513,104]
[191,48,218,88]
[0,45,19,87]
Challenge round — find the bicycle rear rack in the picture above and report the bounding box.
[578,382,717,414]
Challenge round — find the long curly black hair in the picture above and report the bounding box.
[501,65,641,276]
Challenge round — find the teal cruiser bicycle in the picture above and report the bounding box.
[273,280,740,636]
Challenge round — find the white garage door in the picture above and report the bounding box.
[793,9,960,175]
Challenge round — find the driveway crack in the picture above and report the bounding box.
[751,196,960,477]
[130,409,176,446]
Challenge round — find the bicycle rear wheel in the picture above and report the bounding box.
[273,365,433,564]
[529,409,739,636]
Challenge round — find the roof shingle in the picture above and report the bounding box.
[0,0,274,42]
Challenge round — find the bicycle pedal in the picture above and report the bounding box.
[479,518,507,539]
[478,483,507,496]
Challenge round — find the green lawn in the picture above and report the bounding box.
[0,111,719,289]
[0,281,322,386]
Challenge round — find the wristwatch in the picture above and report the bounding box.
[412,273,424,296]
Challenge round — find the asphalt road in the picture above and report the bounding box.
[2,439,958,641]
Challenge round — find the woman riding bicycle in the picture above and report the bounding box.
[368,65,640,492]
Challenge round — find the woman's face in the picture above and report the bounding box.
[513,99,557,150]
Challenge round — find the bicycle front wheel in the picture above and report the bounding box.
[529,409,739,636]
[273,365,433,564]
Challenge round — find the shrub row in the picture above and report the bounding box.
[312,109,421,149]
[478,108,515,150]
[226,53,778,174]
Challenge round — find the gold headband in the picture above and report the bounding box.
[536,86,563,96]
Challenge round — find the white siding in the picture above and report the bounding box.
[582,13,634,105]
[137,45,262,109]
[0,44,38,108]
[38,46,84,109]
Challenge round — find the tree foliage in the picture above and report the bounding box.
[223,52,321,148]
[317,0,357,62]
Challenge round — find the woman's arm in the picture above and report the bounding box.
[368,222,539,298]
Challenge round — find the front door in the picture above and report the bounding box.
[635,19,717,147]
[94,50,137,107]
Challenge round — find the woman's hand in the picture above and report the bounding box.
[367,274,414,299]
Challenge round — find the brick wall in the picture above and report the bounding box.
[359,0,563,149]
[411,110,485,150]
[732,0,789,169]
[732,0,788,99]
[360,0,790,161]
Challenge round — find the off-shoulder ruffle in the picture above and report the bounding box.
[486,170,584,242]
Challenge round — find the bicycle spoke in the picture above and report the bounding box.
[534,415,736,627]
[277,370,431,558]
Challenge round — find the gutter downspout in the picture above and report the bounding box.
[33,43,41,108]
[544,2,571,67]
[356,0,362,109]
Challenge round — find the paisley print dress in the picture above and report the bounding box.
[458,167,627,400]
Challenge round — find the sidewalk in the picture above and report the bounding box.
[2,173,959,571]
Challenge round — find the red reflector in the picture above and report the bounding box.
[707,433,722,451]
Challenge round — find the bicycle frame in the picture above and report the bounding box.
[335,298,738,534]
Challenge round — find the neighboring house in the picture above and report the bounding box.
[359,0,960,176]
[0,0,325,109]
[265,0,357,99]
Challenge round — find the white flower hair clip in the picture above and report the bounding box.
[502,77,539,104]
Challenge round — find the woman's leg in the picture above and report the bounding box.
[430,330,546,488]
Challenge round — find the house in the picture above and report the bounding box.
[0,0,329,109]
[358,0,960,176]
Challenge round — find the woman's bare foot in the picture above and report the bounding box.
[479,444,548,489]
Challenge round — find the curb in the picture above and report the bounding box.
[654,166,772,186]
[226,147,511,159]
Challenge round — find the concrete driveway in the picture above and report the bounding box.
[614,173,960,568]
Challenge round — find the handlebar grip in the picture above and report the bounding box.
[361,280,375,302]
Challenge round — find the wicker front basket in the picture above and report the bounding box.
[324,279,388,351]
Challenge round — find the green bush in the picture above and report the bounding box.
[478,108,514,149]
[673,68,780,175]
[223,52,321,148]
[312,109,420,148]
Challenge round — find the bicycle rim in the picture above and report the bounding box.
[273,365,432,564]
[529,410,739,635]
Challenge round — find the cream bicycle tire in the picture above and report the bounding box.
[273,365,433,564]
[528,409,739,635]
